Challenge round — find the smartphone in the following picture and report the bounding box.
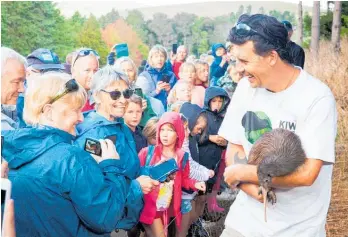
[113,43,129,58]
[134,88,144,98]
[1,178,11,236]
[150,159,179,183]
[105,135,117,144]
[84,138,102,156]
[172,43,178,54]
[1,136,3,157]
[160,75,170,83]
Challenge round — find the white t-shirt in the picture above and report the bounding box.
[219,69,337,237]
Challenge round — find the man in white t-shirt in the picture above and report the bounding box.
[219,14,337,237]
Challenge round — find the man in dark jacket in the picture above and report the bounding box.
[282,20,305,68]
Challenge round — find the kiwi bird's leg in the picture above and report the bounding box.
[267,190,277,205]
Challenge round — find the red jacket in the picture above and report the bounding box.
[138,112,197,229]
[81,99,94,112]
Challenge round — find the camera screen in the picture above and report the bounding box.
[85,139,100,155]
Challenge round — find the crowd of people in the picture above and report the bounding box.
[1,13,337,237]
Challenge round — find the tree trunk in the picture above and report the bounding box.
[297,1,303,45]
[331,1,342,53]
[310,1,320,54]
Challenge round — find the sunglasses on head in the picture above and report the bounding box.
[47,79,79,105]
[101,88,133,100]
[234,23,270,41]
[72,49,100,67]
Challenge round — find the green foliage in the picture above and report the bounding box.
[78,15,109,65]
[98,8,120,28]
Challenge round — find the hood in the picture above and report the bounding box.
[203,86,231,115]
[1,126,73,169]
[76,111,122,136]
[179,102,203,131]
[212,43,226,58]
[145,63,168,75]
[156,112,185,149]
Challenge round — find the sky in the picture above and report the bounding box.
[55,0,326,18]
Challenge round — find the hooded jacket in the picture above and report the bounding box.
[1,125,129,237]
[199,87,230,181]
[136,64,177,110]
[210,43,228,84]
[137,112,197,229]
[1,105,18,130]
[179,102,204,163]
[75,111,140,180]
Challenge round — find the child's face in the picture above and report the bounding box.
[176,83,192,102]
[192,116,207,136]
[216,47,226,57]
[123,102,142,129]
[160,123,178,147]
[179,69,196,84]
[196,65,209,83]
[210,97,224,113]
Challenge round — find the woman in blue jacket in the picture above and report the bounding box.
[74,66,159,233]
[136,45,177,110]
[1,72,130,237]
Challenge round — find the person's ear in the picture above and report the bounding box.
[267,50,279,67]
[42,104,53,121]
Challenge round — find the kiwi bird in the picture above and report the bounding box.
[248,128,306,222]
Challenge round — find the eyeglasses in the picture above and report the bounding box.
[234,23,270,41]
[101,88,133,100]
[72,49,100,67]
[47,79,79,105]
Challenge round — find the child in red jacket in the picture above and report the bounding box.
[138,112,206,237]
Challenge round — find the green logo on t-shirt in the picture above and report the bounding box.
[241,111,272,144]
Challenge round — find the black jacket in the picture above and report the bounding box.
[289,41,305,69]
[180,102,204,163]
[131,126,148,153]
[198,87,230,181]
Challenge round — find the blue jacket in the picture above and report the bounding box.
[199,87,230,182]
[136,64,177,110]
[1,126,130,237]
[210,43,228,85]
[75,111,142,179]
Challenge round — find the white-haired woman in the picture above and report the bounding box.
[136,45,177,110]
[1,72,130,236]
[113,56,164,127]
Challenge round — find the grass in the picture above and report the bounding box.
[305,38,348,237]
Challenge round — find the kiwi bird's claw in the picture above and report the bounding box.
[258,186,263,196]
[267,190,277,205]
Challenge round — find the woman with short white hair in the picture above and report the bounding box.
[1,72,130,236]
[136,45,177,110]
[74,66,159,230]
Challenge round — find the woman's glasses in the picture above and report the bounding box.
[72,49,100,67]
[101,89,133,100]
[47,79,79,105]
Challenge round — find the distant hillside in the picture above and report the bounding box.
[120,1,313,20]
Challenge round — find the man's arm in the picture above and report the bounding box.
[225,158,324,188]
[225,142,264,202]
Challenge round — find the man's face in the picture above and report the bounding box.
[232,41,270,88]
[177,47,187,62]
[72,55,99,91]
[1,59,25,104]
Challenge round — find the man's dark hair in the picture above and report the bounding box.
[228,14,293,64]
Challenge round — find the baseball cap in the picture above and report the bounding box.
[27,48,65,71]
[282,20,293,32]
